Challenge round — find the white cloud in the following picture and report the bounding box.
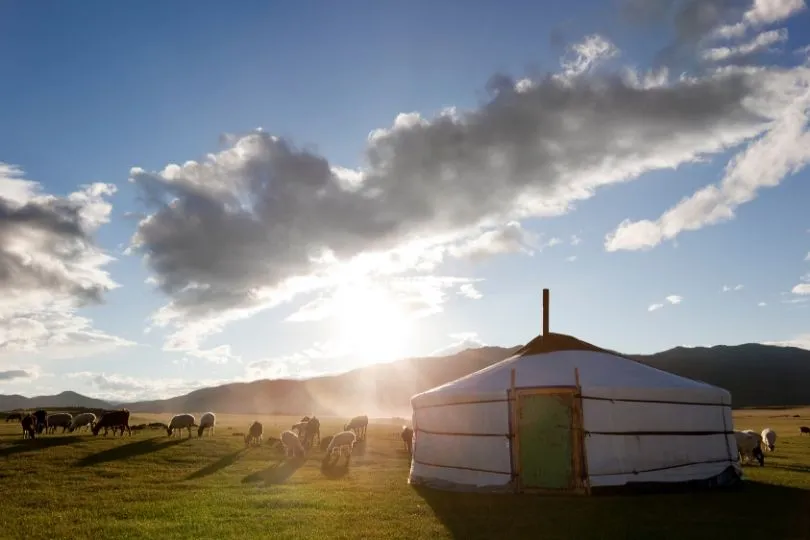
[558,34,620,81]
[448,221,537,260]
[429,332,487,356]
[758,301,767,306]
[0,163,133,364]
[458,283,483,300]
[605,66,810,252]
[703,28,788,62]
[722,284,744,292]
[804,251,810,260]
[566,255,578,262]
[713,0,806,39]
[762,333,810,349]
[793,284,810,294]
[570,234,582,246]
[649,294,682,312]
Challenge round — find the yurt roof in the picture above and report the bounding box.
[411,330,731,409]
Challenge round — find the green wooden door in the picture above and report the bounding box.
[517,393,574,490]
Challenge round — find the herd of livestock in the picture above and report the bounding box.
[3,408,408,468]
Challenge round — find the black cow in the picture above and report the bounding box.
[33,410,48,435]
[92,409,131,436]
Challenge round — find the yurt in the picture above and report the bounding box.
[408,289,740,494]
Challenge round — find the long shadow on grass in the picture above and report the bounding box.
[185,449,246,480]
[242,456,306,486]
[0,435,85,458]
[414,481,810,540]
[75,437,186,467]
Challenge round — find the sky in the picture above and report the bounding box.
[1,0,810,402]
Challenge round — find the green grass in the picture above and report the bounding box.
[0,411,808,540]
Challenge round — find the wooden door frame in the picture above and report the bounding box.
[508,385,589,495]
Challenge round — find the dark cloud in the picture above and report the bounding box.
[0,369,31,381]
[129,67,769,323]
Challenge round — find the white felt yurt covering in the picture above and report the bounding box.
[408,297,740,494]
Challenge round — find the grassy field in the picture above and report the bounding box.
[0,410,808,540]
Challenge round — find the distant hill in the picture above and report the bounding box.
[0,391,112,411]
[631,343,810,409]
[2,342,809,416]
[121,346,522,417]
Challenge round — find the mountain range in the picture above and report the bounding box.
[2,342,809,415]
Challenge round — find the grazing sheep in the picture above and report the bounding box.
[92,409,131,436]
[68,412,96,433]
[46,413,73,434]
[401,426,414,456]
[244,421,263,447]
[33,410,48,434]
[319,435,333,451]
[322,430,357,467]
[302,417,321,449]
[344,415,368,441]
[800,426,810,436]
[6,412,22,422]
[735,430,764,466]
[761,428,777,451]
[198,412,216,437]
[130,424,147,432]
[166,414,196,437]
[148,422,168,430]
[291,420,308,437]
[279,430,305,458]
[21,414,36,439]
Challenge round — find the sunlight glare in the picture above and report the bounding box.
[330,283,412,367]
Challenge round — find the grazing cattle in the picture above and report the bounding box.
[198,412,216,438]
[46,413,73,434]
[69,413,97,433]
[800,426,810,436]
[344,415,368,441]
[130,424,147,432]
[244,421,263,447]
[302,417,321,449]
[92,410,131,436]
[280,430,305,458]
[6,412,22,422]
[322,430,357,467]
[148,422,168,430]
[21,414,36,439]
[33,410,48,434]
[401,426,414,456]
[761,428,777,451]
[167,414,196,437]
[735,430,764,466]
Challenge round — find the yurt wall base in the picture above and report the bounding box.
[509,385,588,495]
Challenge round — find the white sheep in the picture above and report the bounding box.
[734,430,764,466]
[198,412,216,438]
[322,430,357,467]
[166,413,196,437]
[46,413,73,434]
[761,428,777,451]
[69,412,96,433]
[279,430,305,458]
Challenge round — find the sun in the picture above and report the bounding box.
[329,283,412,366]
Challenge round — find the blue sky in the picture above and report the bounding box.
[1,0,809,402]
